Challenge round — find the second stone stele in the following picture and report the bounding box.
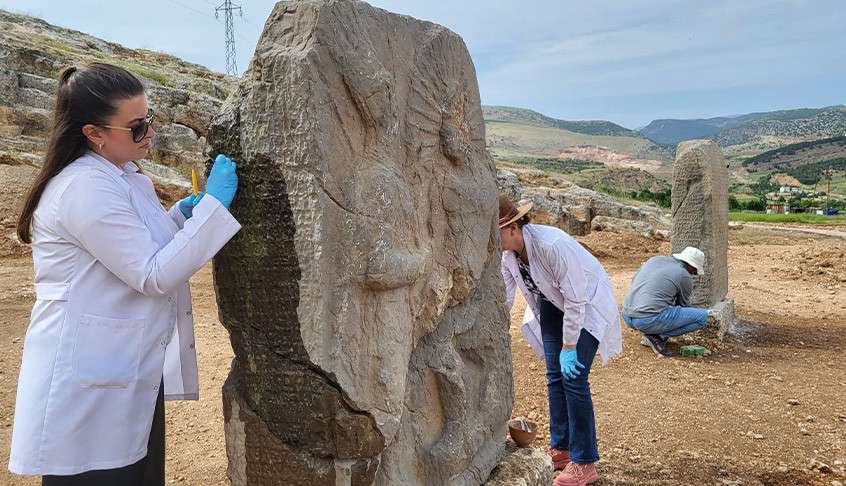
[671,139,736,337]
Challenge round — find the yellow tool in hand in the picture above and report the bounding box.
[191,168,199,197]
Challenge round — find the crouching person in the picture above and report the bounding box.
[622,247,708,357]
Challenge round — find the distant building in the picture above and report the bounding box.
[779,186,802,195]
[767,202,786,214]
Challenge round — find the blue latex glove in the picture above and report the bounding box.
[206,154,238,208]
[177,192,204,219]
[559,348,585,381]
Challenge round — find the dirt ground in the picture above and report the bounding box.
[0,226,844,486]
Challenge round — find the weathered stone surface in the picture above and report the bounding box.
[497,169,522,202]
[591,215,668,240]
[670,140,736,336]
[486,441,554,486]
[497,168,670,237]
[671,140,729,307]
[525,186,593,236]
[710,298,736,338]
[207,1,513,484]
[147,122,204,169]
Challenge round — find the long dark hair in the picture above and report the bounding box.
[16,63,145,243]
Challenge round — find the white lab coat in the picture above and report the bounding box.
[502,224,622,364]
[8,151,241,476]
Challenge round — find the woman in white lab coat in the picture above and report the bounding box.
[499,195,622,486]
[9,63,242,486]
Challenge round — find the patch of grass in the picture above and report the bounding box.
[82,48,171,86]
[727,154,752,169]
[39,36,82,55]
[37,37,172,87]
[729,212,846,224]
[122,65,170,85]
[498,155,602,174]
[732,193,763,203]
[98,53,171,85]
[828,173,846,195]
[485,106,638,136]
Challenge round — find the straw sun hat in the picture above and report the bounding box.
[498,194,533,229]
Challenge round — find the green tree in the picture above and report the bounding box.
[729,195,741,211]
[743,197,766,212]
[750,176,778,195]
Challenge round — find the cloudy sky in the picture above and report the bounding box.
[2,0,843,128]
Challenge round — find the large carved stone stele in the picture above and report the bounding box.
[206,1,514,484]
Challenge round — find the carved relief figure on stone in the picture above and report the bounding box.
[499,194,622,486]
[205,1,513,485]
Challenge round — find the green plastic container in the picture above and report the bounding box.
[680,345,706,356]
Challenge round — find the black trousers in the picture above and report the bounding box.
[42,380,165,486]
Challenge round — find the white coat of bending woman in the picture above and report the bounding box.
[498,194,621,486]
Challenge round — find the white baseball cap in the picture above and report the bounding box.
[672,246,705,275]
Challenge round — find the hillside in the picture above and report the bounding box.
[483,105,673,199]
[486,120,670,160]
[716,108,846,151]
[483,105,637,137]
[739,137,846,192]
[0,8,231,180]
[639,119,726,145]
[639,105,846,149]
[743,136,846,171]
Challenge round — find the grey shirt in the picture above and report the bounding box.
[622,256,693,318]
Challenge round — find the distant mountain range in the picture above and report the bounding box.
[482,104,846,198]
[483,105,638,137]
[484,104,846,152]
[639,106,846,148]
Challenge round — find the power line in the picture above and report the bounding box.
[165,0,218,20]
[215,1,243,76]
[241,15,262,29]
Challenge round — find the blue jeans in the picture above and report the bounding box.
[539,297,599,464]
[622,306,708,339]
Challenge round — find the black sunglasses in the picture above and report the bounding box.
[101,108,155,143]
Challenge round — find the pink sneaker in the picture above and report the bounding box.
[553,462,599,486]
[546,448,570,470]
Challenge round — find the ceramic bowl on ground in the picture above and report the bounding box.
[508,417,537,447]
